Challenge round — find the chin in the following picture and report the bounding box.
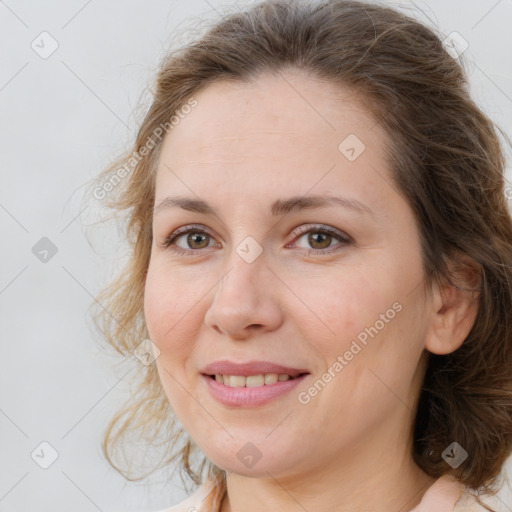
[199,439,302,479]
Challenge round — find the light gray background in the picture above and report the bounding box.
[1,1,511,511]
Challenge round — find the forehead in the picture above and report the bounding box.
[161,71,380,155]
[155,70,390,207]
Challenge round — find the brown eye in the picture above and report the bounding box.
[162,225,217,254]
[292,225,351,254]
[162,223,351,257]
[307,232,333,250]
[184,232,211,250]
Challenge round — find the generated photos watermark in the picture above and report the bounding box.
[298,301,403,404]
[93,97,198,201]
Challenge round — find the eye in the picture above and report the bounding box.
[161,224,218,255]
[160,223,352,256]
[288,224,352,255]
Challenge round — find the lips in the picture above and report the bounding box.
[201,360,310,378]
[200,360,311,406]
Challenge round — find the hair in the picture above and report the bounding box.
[87,0,512,508]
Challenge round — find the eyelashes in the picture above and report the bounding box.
[162,224,218,254]
[160,223,353,257]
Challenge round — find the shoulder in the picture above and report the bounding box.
[453,488,499,512]
[154,485,208,512]
[154,479,224,512]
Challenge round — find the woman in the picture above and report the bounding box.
[90,1,512,510]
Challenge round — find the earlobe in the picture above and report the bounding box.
[424,254,481,356]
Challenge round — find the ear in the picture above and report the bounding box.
[425,253,481,355]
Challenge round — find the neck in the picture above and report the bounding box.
[219,424,436,512]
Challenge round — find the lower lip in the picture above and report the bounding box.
[202,374,308,407]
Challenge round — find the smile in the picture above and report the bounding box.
[211,373,300,387]
[202,373,309,407]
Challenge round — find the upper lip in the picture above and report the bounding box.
[201,360,310,378]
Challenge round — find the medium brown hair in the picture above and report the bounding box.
[88,0,512,506]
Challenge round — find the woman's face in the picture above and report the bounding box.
[144,70,435,478]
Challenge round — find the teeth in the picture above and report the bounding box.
[264,373,278,385]
[214,373,294,387]
[228,375,246,387]
[246,375,265,387]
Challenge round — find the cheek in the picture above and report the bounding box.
[143,261,202,357]
[292,267,391,358]
[295,260,424,403]
[143,268,173,343]
[143,264,205,416]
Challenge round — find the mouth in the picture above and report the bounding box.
[201,371,310,407]
[200,360,311,406]
[204,372,309,388]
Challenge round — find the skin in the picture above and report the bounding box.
[143,69,479,512]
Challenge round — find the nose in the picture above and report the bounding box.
[204,254,284,340]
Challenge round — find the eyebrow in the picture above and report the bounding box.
[154,194,373,217]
